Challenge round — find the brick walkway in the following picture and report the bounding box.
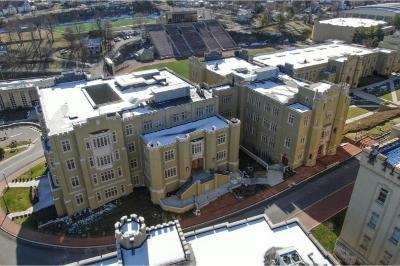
[0,144,361,247]
[180,144,361,229]
[288,183,354,231]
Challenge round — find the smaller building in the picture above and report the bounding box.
[166,10,198,24]
[312,18,392,43]
[85,38,102,56]
[335,138,400,264]
[76,213,336,265]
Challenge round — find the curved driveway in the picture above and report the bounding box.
[0,126,43,179]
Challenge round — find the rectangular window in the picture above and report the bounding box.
[284,137,292,149]
[379,251,392,265]
[143,120,153,131]
[133,175,140,186]
[130,158,138,169]
[164,167,177,179]
[125,124,134,136]
[96,154,113,167]
[89,157,94,168]
[75,194,84,205]
[92,136,110,148]
[389,227,400,245]
[100,169,115,182]
[92,174,98,185]
[221,95,232,104]
[288,113,295,125]
[377,188,389,205]
[272,106,279,116]
[120,185,125,194]
[181,112,187,121]
[104,186,118,199]
[263,118,270,128]
[85,139,91,150]
[117,167,123,177]
[196,107,204,117]
[264,103,271,113]
[66,159,76,170]
[96,192,102,202]
[173,113,180,123]
[300,137,305,144]
[71,176,80,188]
[367,212,379,229]
[217,150,227,161]
[360,235,371,251]
[217,134,226,145]
[192,142,202,155]
[164,149,175,162]
[112,131,117,143]
[128,142,135,153]
[304,116,310,126]
[61,140,71,152]
[114,150,120,160]
[206,104,214,114]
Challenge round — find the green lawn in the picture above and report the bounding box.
[3,147,28,160]
[347,106,370,119]
[311,209,347,253]
[54,18,156,33]
[136,60,190,80]
[0,187,32,213]
[367,120,395,139]
[17,162,47,181]
[380,91,394,101]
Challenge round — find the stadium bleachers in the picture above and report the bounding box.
[145,20,237,59]
[181,25,207,56]
[205,20,237,50]
[194,22,221,51]
[148,30,176,59]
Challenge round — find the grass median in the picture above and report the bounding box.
[0,187,33,213]
[311,209,347,253]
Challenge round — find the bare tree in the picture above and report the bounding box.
[45,15,57,43]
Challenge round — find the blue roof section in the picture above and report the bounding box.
[383,143,400,166]
[287,103,311,113]
[143,116,229,146]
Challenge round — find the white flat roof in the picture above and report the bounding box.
[319,17,387,27]
[39,70,198,135]
[143,116,228,146]
[253,40,374,69]
[186,217,332,266]
[247,79,298,104]
[121,224,185,266]
[205,57,261,80]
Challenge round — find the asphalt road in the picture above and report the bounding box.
[223,156,360,225]
[0,126,43,179]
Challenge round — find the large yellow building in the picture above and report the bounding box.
[190,55,350,169]
[312,18,392,43]
[37,69,240,216]
[335,139,400,264]
[253,40,400,88]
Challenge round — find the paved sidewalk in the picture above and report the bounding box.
[346,111,373,124]
[287,183,354,231]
